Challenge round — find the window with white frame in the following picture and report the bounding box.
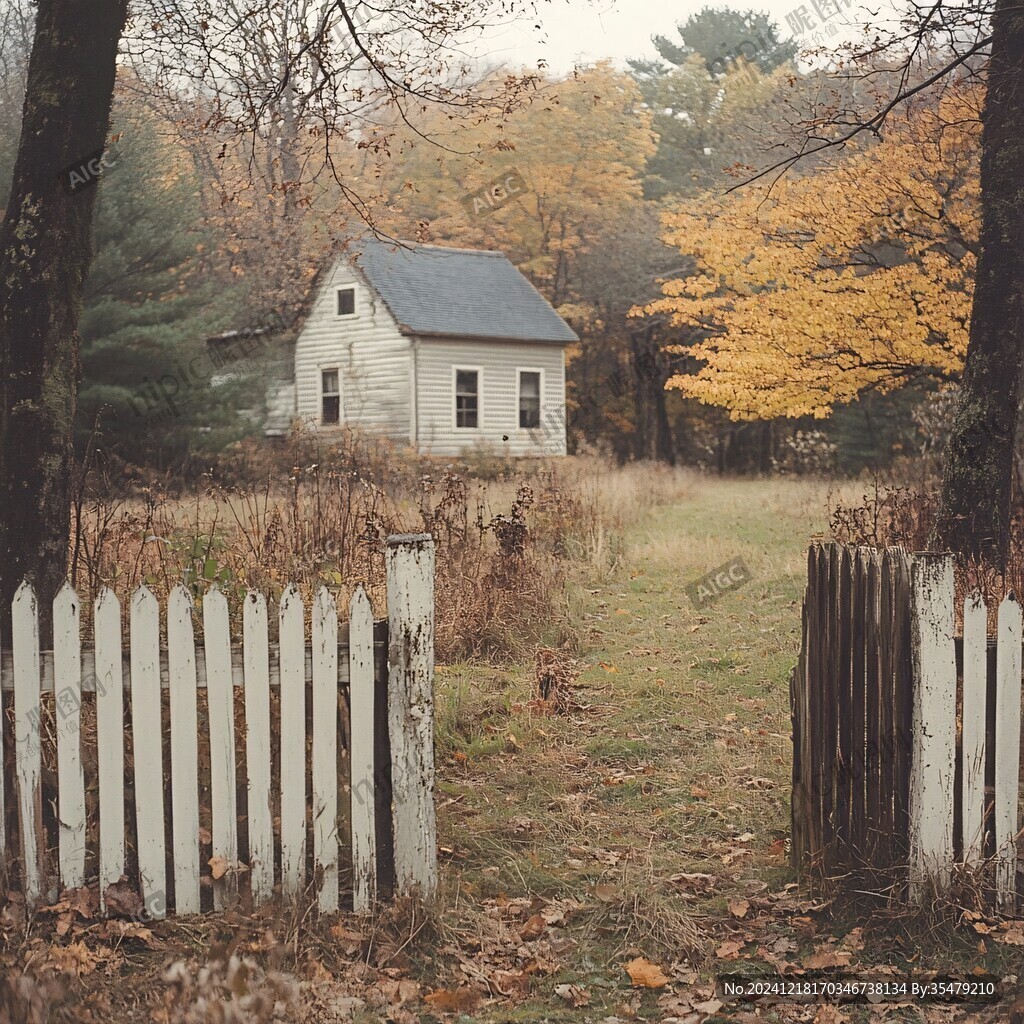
[321,368,341,425]
[518,370,541,429]
[454,368,480,428]
[335,287,356,317]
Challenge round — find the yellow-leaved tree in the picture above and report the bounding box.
[635,86,980,420]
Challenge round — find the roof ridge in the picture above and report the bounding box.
[394,240,504,257]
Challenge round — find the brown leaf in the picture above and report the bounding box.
[813,1007,848,1023]
[594,884,619,903]
[424,988,479,1012]
[669,872,717,891]
[520,914,547,941]
[996,923,1024,946]
[694,997,724,1014]
[208,855,229,880]
[624,957,669,988]
[103,878,143,919]
[689,786,710,799]
[728,898,750,919]
[46,940,98,976]
[716,940,745,960]
[379,978,420,1006]
[805,948,853,969]
[554,983,590,1007]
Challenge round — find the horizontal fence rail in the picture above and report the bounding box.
[0,534,437,917]
[791,542,1023,910]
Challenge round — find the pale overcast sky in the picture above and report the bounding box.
[469,0,884,74]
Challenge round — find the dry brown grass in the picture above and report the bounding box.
[68,434,695,663]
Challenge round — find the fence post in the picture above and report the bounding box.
[908,554,956,901]
[386,533,437,897]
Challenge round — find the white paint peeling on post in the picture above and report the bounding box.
[204,586,238,909]
[130,586,166,918]
[961,592,988,866]
[279,584,306,898]
[13,581,43,908]
[386,533,437,897]
[168,586,200,915]
[243,590,274,905]
[349,585,377,912]
[908,554,956,901]
[994,592,1022,911]
[53,583,85,890]
[312,586,339,912]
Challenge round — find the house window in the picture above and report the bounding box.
[518,370,541,429]
[321,368,340,425]
[336,287,356,317]
[455,369,480,429]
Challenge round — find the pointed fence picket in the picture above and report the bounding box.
[0,535,435,917]
[792,542,1024,911]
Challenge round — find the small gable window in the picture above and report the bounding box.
[518,370,541,429]
[321,368,341,425]
[455,368,480,429]
[336,287,356,317]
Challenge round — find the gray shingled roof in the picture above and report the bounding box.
[352,238,578,344]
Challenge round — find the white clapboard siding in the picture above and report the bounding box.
[349,585,377,912]
[13,582,43,907]
[313,587,339,912]
[168,586,201,915]
[243,590,274,905]
[130,587,167,919]
[387,535,438,896]
[53,584,85,890]
[280,585,306,897]
[908,554,956,899]
[995,593,1022,910]
[94,587,124,911]
[204,587,238,909]
[961,592,988,866]
[292,261,411,439]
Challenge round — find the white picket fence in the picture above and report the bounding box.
[910,555,1021,907]
[0,533,437,917]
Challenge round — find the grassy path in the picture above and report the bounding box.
[431,477,838,1020]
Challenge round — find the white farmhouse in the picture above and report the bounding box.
[257,238,578,456]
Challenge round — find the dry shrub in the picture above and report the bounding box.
[828,481,937,550]
[68,434,682,662]
[827,478,1024,616]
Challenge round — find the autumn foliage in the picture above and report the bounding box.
[638,85,981,420]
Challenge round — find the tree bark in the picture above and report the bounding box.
[0,0,128,610]
[938,0,1024,564]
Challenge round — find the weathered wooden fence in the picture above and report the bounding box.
[791,543,1022,908]
[0,533,437,918]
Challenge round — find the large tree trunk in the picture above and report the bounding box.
[0,0,127,611]
[938,0,1024,564]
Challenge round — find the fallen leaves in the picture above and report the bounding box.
[423,987,479,1012]
[728,898,750,919]
[554,982,590,1006]
[624,957,670,988]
